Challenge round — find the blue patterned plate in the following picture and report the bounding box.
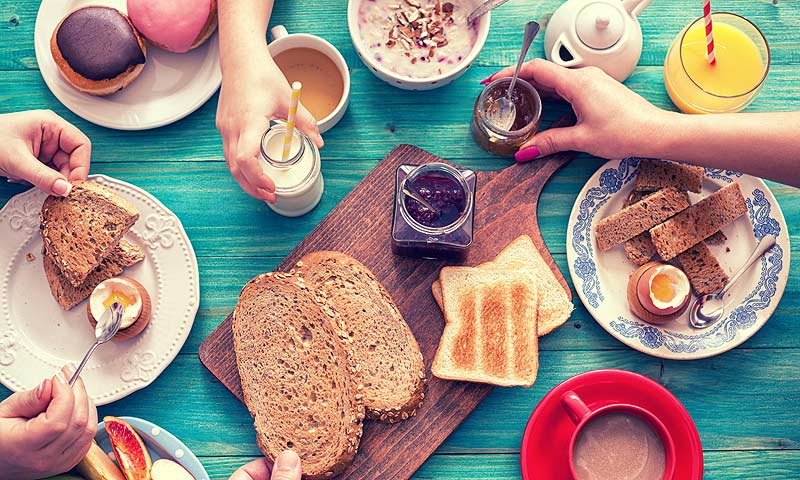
[96,416,209,480]
[566,158,790,359]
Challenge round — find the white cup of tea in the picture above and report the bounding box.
[268,26,350,133]
[561,391,677,480]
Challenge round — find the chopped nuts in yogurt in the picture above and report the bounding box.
[357,0,482,78]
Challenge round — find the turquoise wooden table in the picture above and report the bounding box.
[2,0,799,478]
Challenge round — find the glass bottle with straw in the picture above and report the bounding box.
[663,0,770,114]
[260,81,325,217]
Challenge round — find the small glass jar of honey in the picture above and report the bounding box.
[471,77,542,157]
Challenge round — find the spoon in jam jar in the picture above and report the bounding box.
[488,21,540,131]
[402,185,439,215]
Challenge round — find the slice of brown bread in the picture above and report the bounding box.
[44,240,144,310]
[432,268,539,387]
[41,181,139,287]
[650,183,747,261]
[232,273,365,480]
[634,159,704,193]
[623,191,657,265]
[677,242,729,295]
[294,252,425,423]
[595,188,690,251]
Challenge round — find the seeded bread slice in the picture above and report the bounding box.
[294,252,426,423]
[634,159,704,193]
[677,242,729,295]
[595,188,690,252]
[44,240,144,310]
[232,273,365,480]
[41,181,139,287]
[650,183,747,261]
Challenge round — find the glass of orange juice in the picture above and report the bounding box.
[664,13,769,114]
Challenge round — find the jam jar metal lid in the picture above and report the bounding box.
[398,163,473,236]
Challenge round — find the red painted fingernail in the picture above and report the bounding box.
[479,75,494,85]
[515,145,541,163]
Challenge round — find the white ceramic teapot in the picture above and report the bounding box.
[544,0,652,82]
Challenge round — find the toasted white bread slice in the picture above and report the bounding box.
[432,235,572,336]
[294,251,426,423]
[432,268,539,387]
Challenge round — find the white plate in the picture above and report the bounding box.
[0,175,199,404]
[34,0,221,130]
[567,158,790,360]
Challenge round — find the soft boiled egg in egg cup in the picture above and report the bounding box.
[627,262,691,324]
[87,277,152,340]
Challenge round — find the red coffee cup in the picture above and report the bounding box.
[561,390,677,480]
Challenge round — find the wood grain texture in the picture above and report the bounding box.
[199,135,576,479]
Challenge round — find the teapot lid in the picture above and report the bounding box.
[575,2,625,50]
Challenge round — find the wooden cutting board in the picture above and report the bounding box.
[199,120,575,480]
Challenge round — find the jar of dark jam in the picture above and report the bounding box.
[471,77,542,157]
[392,163,477,261]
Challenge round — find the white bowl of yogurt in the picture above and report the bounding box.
[348,0,490,90]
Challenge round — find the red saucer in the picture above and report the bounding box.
[520,369,703,479]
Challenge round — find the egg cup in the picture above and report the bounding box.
[627,262,690,325]
[87,277,152,340]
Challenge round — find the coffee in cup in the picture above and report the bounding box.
[269,26,350,133]
[562,391,675,480]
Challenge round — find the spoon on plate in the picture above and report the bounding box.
[68,301,124,386]
[467,0,511,25]
[487,21,540,131]
[689,235,776,329]
[403,185,439,215]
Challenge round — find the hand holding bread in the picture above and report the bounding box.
[0,110,91,196]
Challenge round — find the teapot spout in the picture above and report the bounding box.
[622,0,652,17]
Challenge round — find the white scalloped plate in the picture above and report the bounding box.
[566,158,790,360]
[0,175,199,405]
[34,0,221,130]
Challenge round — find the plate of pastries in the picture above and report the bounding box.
[34,0,221,130]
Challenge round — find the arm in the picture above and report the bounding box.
[653,112,800,187]
[216,0,322,203]
[488,59,800,187]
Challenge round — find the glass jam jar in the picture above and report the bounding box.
[260,122,324,217]
[471,77,542,157]
[391,162,477,261]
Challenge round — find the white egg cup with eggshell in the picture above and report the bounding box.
[347,0,490,90]
[268,26,351,133]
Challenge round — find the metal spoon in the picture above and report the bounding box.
[689,235,776,329]
[467,0,511,25]
[403,185,439,215]
[487,21,540,131]
[68,302,124,386]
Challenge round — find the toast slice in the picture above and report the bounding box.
[432,235,572,336]
[432,268,539,387]
[595,187,690,251]
[44,240,145,310]
[634,159,704,193]
[677,242,729,295]
[294,252,425,423]
[623,191,657,265]
[650,183,747,261]
[232,273,365,480]
[41,181,139,287]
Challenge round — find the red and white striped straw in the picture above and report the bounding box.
[702,0,716,64]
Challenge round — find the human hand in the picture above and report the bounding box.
[484,59,672,162]
[229,450,301,480]
[0,364,98,480]
[216,46,323,203]
[0,110,91,196]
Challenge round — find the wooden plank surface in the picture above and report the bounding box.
[199,141,575,479]
[1,0,800,478]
